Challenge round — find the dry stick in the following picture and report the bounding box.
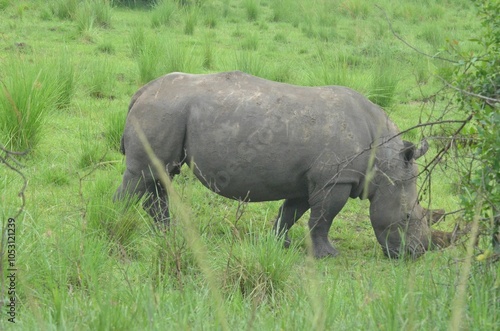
[0,145,28,314]
[223,197,247,290]
[0,145,28,220]
[131,119,229,331]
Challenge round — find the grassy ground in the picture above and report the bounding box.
[0,0,498,329]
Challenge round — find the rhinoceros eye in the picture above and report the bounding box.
[406,212,412,221]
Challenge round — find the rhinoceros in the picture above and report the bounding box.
[115,71,452,258]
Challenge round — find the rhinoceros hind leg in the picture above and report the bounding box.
[273,197,310,248]
[142,180,170,228]
[308,185,351,258]
[115,169,170,228]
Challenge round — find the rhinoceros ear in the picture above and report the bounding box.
[402,141,416,163]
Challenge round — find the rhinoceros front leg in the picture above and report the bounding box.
[308,185,351,258]
[273,197,310,248]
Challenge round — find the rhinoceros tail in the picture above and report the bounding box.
[120,134,126,155]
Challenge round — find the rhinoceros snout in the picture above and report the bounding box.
[430,230,453,249]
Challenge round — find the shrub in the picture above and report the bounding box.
[454,0,499,254]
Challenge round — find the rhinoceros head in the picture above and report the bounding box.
[368,140,452,258]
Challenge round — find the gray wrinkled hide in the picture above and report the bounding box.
[115,71,436,258]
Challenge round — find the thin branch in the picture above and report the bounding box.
[421,113,474,174]
[0,144,29,220]
[376,5,457,64]
[0,144,28,314]
[438,76,500,105]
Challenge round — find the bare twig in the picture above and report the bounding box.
[420,113,474,174]
[0,144,28,220]
[0,144,28,313]
[77,152,109,220]
[437,76,500,105]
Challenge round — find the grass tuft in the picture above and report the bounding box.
[85,172,143,255]
[96,41,115,54]
[183,7,198,35]
[240,32,259,50]
[135,32,165,84]
[87,58,116,99]
[105,109,126,152]
[151,0,177,28]
[368,51,399,108]
[51,0,78,20]
[219,230,300,304]
[0,57,64,150]
[234,51,265,77]
[243,0,259,21]
[78,126,107,168]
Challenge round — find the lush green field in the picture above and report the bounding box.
[0,0,498,329]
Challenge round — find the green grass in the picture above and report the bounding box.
[0,0,498,329]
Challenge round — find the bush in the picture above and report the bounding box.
[453,0,499,253]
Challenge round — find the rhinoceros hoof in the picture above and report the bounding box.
[283,236,291,248]
[313,241,339,258]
